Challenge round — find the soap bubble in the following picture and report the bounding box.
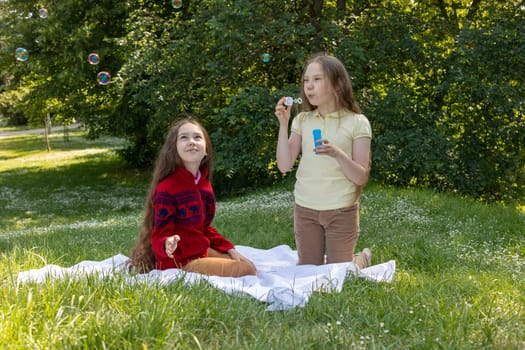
[39,8,48,19]
[284,97,302,107]
[15,48,29,62]
[261,53,271,63]
[97,71,111,85]
[172,0,182,9]
[88,53,100,65]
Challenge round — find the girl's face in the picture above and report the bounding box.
[303,62,336,112]
[176,123,207,169]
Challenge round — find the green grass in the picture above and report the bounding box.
[1,129,524,349]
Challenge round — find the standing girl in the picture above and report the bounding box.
[128,118,256,277]
[274,54,372,268]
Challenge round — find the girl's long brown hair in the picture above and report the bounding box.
[300,53,362,114]
[127,118,213,273]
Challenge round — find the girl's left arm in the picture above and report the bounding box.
[316,137,371,186]
[204,225,235,252]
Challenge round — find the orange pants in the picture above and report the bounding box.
[182,248,257,277]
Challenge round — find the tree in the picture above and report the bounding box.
[1,0,523,201]
[0,0,129,128]
[337,0,525,202]
[442,4,525,200]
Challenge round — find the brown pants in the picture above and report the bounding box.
[182,248,257,277]
[294,203,360,265]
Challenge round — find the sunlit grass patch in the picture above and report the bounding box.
[218,190,294,213]
[0,131,125,170]
[13,148,115,168]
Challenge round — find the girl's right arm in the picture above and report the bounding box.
[275,97,301,173]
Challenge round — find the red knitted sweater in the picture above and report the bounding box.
[151,167,234,269]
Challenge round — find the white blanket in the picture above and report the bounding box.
[17,245,395,311]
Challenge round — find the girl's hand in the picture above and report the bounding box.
[274,97,291,126]
[227,249,253,264]
[227,249,257,271]
[165,235,181,258]
[313,139,343,158]
[227,248,243,261]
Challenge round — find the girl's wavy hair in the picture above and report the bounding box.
[127,117,213,273]
[300,53,361,114]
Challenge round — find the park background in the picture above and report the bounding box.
[1,1,524,349]
[1,0,524,203]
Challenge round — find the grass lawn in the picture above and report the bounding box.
[1,128,524,349]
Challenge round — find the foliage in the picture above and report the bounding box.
[1,0,524,202]
[108,0,313,167]
[441,6,525,201]
[0,0,129,127]
[344,1,525,203]
[210,85,299,196]
[1,131,524,348]
[0,86,27,125]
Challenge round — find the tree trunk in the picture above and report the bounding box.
[45,113,51,152]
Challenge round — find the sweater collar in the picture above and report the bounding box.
[175,166,208,184]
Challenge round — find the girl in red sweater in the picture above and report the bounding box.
[128,118,256,277]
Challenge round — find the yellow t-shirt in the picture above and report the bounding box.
[291,109,372,210]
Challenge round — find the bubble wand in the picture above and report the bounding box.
[284,96,303,107]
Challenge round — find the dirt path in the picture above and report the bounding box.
[0,123,83,139]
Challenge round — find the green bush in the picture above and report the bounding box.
[0,88,28,126]
[440,10,525,202]
[210,85,299,196]
[364,87,450,189]
[355,4,525,203]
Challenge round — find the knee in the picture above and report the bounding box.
[238,261,257,277]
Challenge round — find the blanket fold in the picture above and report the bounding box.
[17,245,395,310]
